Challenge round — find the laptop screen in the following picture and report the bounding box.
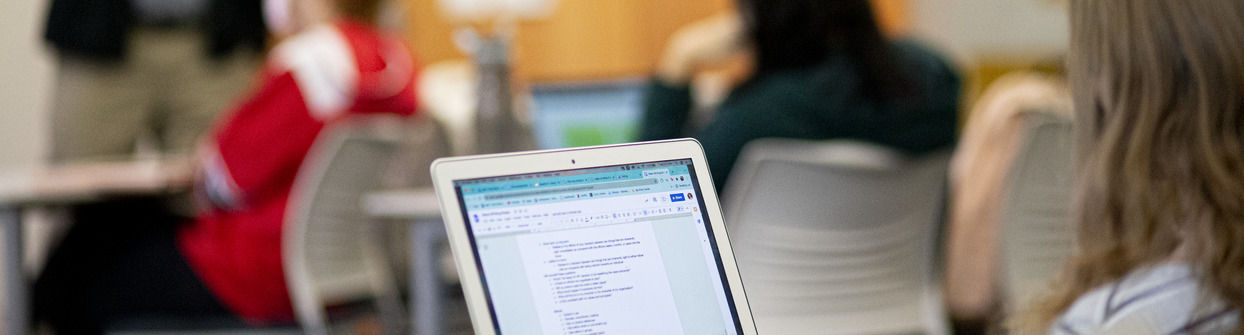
[529,80,645,149]
[453,159,744,334]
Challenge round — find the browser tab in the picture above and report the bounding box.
[643,169,670,178]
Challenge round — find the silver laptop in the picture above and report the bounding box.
[430,139,758,335]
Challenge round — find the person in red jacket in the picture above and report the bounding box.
[33,0,418,332]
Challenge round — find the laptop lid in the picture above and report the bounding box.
[431,139,757,335]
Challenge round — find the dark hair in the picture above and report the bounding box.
[737,0,910,102]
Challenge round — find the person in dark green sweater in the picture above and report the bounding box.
[641,0,961,189]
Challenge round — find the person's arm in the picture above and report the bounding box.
[197,71,327,211]
[944,73,1072,326]
[641,13,744,141]
[197,25,364,211]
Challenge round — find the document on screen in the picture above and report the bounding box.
[516,222,684,335]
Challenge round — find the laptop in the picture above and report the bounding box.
[528,79,646,149]
[430,139,758,335]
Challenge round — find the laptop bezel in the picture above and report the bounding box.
[430,138,757,335]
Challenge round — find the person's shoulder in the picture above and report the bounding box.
[330,20,414,62]
[267,24,356,84]
[263,21,417,118]
[330,20,418,112]
[269,21,407,72]
[887,39,958,79]
[263,24,358,119]
[1053,263,1239,335]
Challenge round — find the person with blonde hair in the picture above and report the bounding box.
[1013,0,1244,333]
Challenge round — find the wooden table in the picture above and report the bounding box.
[361,188,450,335]
[0,158,191,335]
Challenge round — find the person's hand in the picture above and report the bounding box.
[657,13,745,85]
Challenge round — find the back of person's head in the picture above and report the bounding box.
[736,0,908,101]
[1016,0,1244,332]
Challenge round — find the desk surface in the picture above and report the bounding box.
[0,157,193,335]
[362,188,442,219]
[0,158,193,205]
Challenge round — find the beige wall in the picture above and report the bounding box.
[406,0,734,82]
[0,0,54,168]
[0,0,54,322]
[907,0,1069,120]
[909,0,1069,66]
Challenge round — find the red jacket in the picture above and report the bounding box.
[178,20,418,323]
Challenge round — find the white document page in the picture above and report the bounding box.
[457,159,740,335]
[516,222,683,334]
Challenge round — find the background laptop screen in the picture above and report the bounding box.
[453,159,743,334]
[529,79,645,149]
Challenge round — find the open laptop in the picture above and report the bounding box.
[431,139,758,335]
[528,79,646,149]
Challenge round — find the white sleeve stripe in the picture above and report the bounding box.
[202,147,245,210]
[272,24,358,121]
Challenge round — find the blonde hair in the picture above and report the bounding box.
[1013,0,1244,333]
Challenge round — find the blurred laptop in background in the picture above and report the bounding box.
[528,79,646,149]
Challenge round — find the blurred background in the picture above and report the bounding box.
[0,0,1073,333]
[0,0,1068,168]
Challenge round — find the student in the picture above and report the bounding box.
[943,70,1072,334]
[639,0,960,188]
[1013,0,1244,333]
[32,0,418,332]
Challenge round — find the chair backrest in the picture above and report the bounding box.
[723,139,951,335]
[283,116,407,334]
[998,110,1075,308]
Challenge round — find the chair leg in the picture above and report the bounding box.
[365,222,407,335]
[3,206,27,335]
[412,219,445,335]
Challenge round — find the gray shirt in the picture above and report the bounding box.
[1052,263,1240,335]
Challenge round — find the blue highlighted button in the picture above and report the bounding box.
[670,193,686,202]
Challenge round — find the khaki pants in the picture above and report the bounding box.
[49,27,260,163]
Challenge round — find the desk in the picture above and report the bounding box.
[0,158,191,335]
[362,188,449,335]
